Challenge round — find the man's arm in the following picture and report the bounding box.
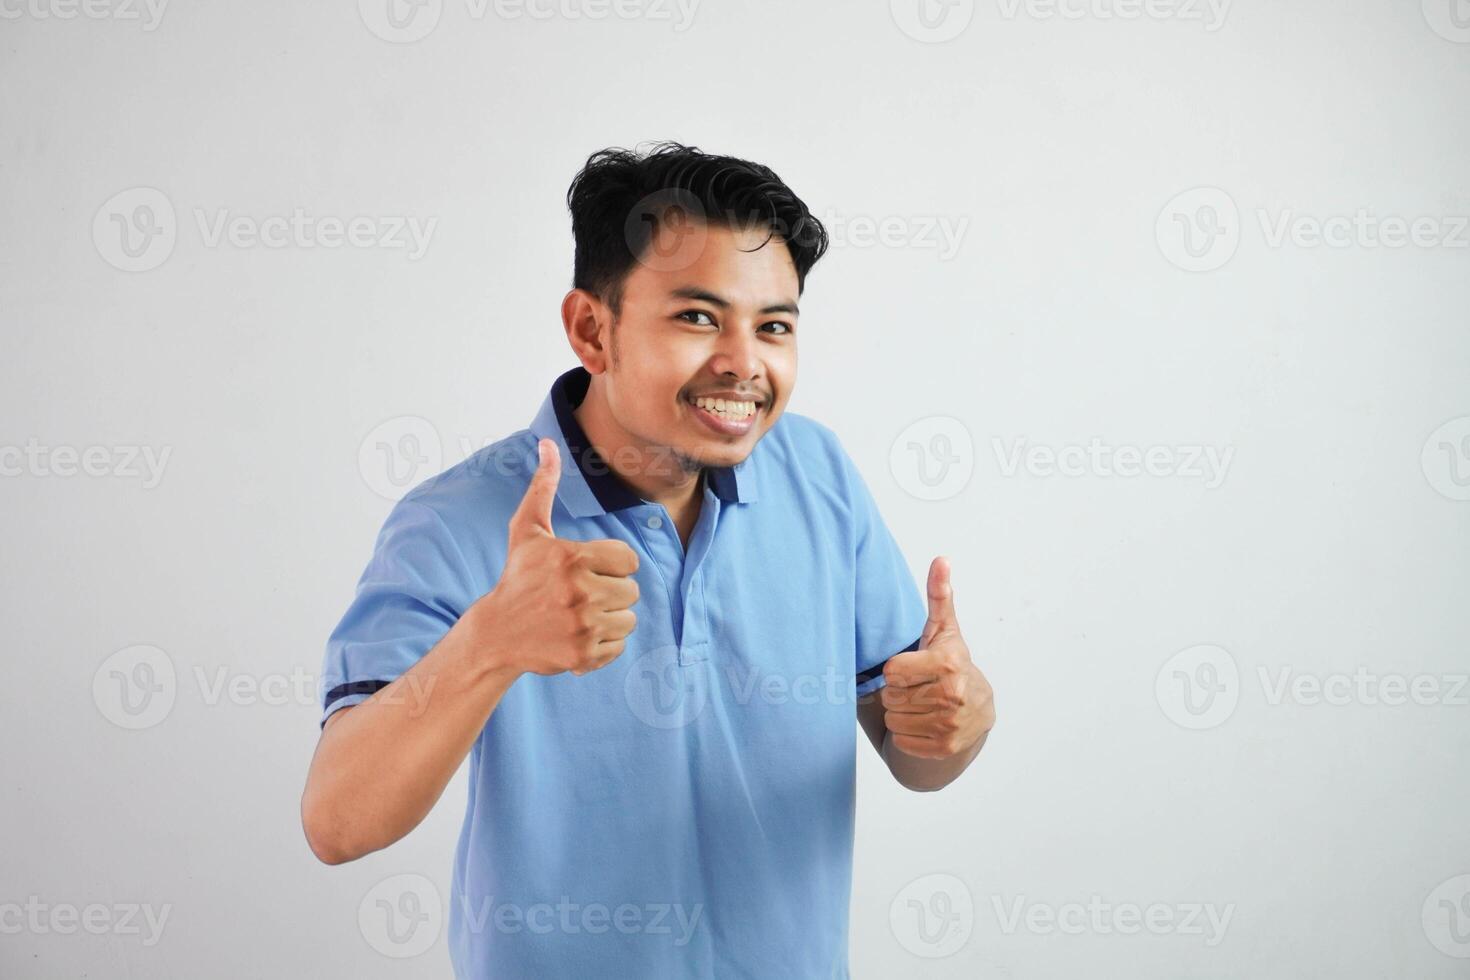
[302,608,521,865]
[301,438,640,864]
[856,556,994,792]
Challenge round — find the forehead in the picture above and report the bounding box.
[623,220,799,306]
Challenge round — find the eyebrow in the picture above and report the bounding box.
[668,286,799,317]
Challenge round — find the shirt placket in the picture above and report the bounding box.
[625,487,721,666]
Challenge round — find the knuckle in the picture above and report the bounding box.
[619,543,640,571]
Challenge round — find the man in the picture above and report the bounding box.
[301,141,995,978]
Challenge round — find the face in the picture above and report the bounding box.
[594,219,800,474]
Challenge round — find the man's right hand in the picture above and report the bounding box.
[473,437,640,677]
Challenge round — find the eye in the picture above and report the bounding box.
[676,310,716,327]
[761,322,794,336]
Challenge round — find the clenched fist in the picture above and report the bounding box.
[472,437,640,677]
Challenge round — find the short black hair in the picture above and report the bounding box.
[566,140,829,317]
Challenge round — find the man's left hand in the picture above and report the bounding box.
[880,557,995,760]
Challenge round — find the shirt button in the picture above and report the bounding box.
[646,515,663,529]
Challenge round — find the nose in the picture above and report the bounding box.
[709,324,761,382]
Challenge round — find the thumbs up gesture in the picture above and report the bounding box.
[879,557,995,760]
[473,438,641,678]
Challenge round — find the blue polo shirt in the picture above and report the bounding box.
[321,366,927,979]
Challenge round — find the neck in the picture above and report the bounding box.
[574,374,704,514]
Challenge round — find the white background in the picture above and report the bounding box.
[2,0,1468,976]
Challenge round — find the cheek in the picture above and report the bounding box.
[615,348,679,400]
[770,356,796,403]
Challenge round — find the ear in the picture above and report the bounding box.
[562,288,613,375]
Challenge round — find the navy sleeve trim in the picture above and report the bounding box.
[323,679,393,714]
[855,634,923,685]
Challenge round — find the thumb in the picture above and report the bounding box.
[508,437,560,547]
[920,556,958,648]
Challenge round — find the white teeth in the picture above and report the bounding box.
[693,396,755,420]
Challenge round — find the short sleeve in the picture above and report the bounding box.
[839,446,927,698]
[319,497,473,727]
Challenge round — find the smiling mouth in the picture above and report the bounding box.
[685,394,760,422]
